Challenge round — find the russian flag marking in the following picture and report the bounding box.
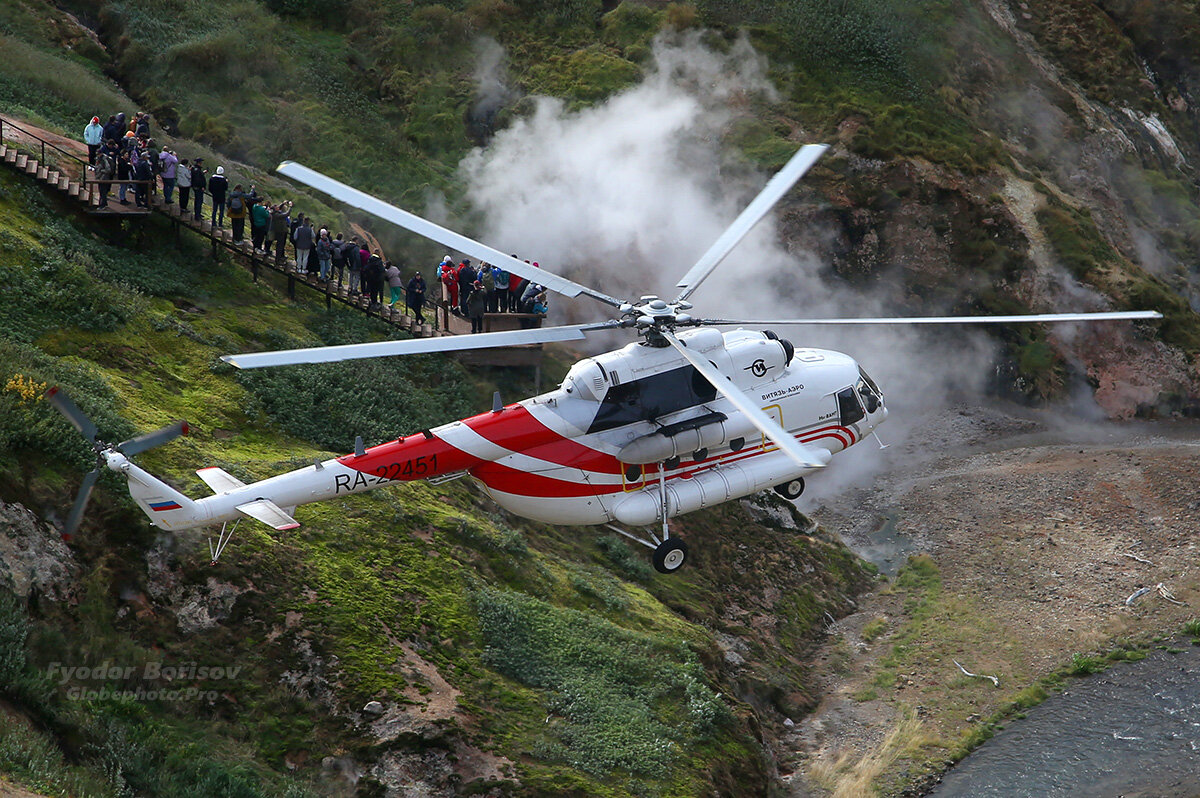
[148,500,182,512]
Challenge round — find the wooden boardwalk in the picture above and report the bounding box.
[0,115,545,363]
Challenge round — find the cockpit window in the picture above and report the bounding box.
[837,387,865,426]
[858,367,882,399]
[857,368,883,414]
[588,365,717,434]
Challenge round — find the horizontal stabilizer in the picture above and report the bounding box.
[236,499,300,530]
[197,466,247,494]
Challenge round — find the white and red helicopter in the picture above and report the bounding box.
[47,145,1159,572]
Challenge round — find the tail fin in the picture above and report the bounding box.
[107,452,204,531]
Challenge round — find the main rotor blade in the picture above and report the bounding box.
[222,321,624,369]
[661,331,827,470]
[63,467,100,540]
[118,421,189,457]
[701,311,1163,325]
[674,144,828,304]
[277,162,624,309]
[45,386,98,443]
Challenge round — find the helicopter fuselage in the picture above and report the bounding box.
[119,327,885,533]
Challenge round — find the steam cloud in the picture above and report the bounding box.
[457,32,996,500]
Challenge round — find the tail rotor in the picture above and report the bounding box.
[44,387,188,540]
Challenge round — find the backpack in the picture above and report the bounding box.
[230,195,244,212]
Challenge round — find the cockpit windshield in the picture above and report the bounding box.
[858,367,883,413]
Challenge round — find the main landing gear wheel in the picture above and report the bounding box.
[652,538,688,574]
[774,478,805,500]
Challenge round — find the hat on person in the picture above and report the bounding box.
[216,166,224,175]
[442,256,451,264]
[91,116,99,124]
[463,258,471,264]
[124,130,134,138]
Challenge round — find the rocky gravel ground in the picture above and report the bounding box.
[776,403,1200,796]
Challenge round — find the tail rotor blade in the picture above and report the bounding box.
[45,386,98,443]
[117,421,189,457]
[62,468,100,541]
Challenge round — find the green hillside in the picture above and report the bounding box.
[4,0,1200,795]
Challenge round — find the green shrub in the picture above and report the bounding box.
[601,3,663,51]
[527,45,642,106]
[475,586,729,776]
[0,342,134,471]
[1068,652,1106,675]
[595,534,653,581]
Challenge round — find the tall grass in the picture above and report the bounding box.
[0,34,132,134]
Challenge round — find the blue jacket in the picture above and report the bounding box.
[84,122,104,146]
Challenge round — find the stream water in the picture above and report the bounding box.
[928,644,1200,797]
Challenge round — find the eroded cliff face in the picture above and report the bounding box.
[776,0,1200,418]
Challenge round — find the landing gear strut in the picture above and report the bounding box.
[604,461,690,574]
[774,477,805,500]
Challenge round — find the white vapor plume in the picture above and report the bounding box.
[457,32,996,498]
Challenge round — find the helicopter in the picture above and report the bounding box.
[46,144,1160,573]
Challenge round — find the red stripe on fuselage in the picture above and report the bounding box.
[474,423,859,499]
[338,404,570,479]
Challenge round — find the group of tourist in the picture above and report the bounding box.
[82,112,549,326]
[437,257,548,333]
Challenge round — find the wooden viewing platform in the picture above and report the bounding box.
[0,114,546,365]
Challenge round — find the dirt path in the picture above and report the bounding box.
[0,114,89,178]
[777,405,1200,796]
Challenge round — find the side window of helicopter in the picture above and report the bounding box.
[588,365,717,433]
[837,387,865,426]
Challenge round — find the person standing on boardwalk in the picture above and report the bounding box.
[94,143,116,207]
[175,158,191,214]
[102,114,121,146]
[365,250,386,310]
[227,184,248,243]
[330,233,347,286]
[158,149,179,203]
[439,257,459,313]
[293,218,314,275]
[190,159,206,221]
[346,237,362,294]
[467,279,487,333]
[385,260,403,306]
[457,259,476,317]
[83,116,104,166]
[116,150,133,205]
[270,201,292,262]
[133,150,152,208]
[250,198,270,252]
[208,166,228,228]
[406,271,426,324]
[316,230,333,282]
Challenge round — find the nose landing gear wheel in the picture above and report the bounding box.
[774,478,805,500]
[652,538,688,573]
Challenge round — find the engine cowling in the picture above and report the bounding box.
[617,411,763,464]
